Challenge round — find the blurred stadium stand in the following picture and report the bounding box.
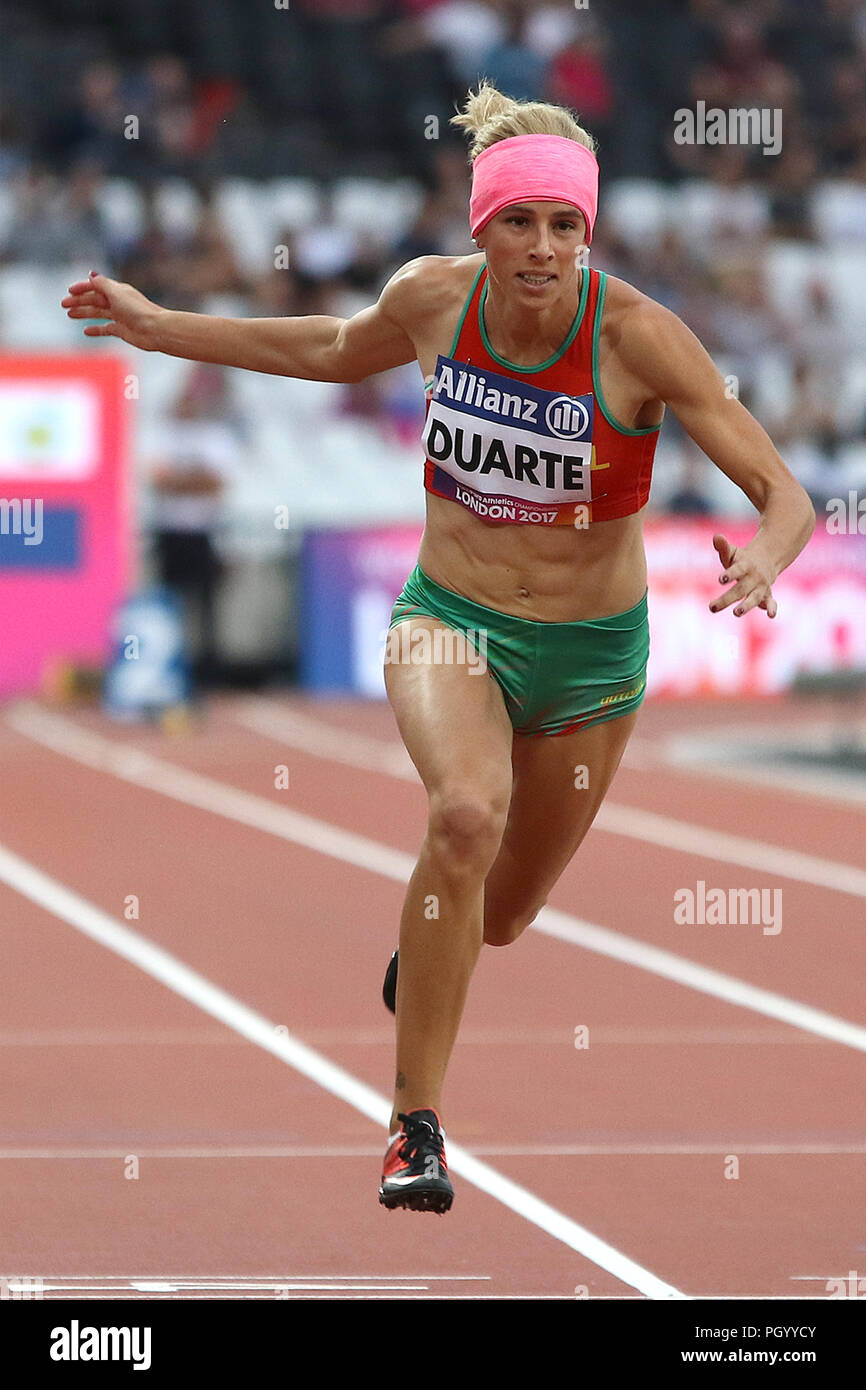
[1,0,864,682]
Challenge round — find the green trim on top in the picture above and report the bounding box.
[449,262,487,356]
[477,267,589,373]
[592,271,663,437]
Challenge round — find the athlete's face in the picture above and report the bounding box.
[476,202,587,305]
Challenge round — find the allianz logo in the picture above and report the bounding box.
[433,363,590,440]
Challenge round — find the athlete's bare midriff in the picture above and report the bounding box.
[418,496,646,622]
[404,253,655,622]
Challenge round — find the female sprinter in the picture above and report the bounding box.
[63,83,815,1216]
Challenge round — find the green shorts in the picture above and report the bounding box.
[389,563,649,737]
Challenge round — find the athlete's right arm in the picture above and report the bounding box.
[61,259,429,382]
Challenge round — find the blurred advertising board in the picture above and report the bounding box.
[102,590,191,719]
[644,518,866,695]
[300,518,866,698]
[0,354,131,696]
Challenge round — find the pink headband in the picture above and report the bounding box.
[469,134,599,244]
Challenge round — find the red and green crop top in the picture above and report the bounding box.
[422,264,660,525]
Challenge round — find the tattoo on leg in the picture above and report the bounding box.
[395,1071,407,1090]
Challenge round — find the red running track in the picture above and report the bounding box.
[0,693,864,1300]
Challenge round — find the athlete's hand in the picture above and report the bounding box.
[61,270,163,350]
[709,533,778,619]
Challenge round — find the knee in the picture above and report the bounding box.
[428,789,508,876]
[483,902,544,948]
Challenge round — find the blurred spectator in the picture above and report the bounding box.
[248,262,303,318]
[292,190,361,283]
[112,53,242,179]
[790,279,847,379]
[0,102,29,181]
[115,204,193,307]
[0,162,113,267]
[0,0,862,522]
[546,18,614,144]
[39,60,130,174]
[525,4,586,63]
[771,355,843,454]
[770,366,850,506]
[630,228,705,319]
[667,443,716,517]
[417,1,505,85]
[765,137,820,239]
[707,260,786,372]
[394,145,474,258]
[130,55,199,164]
[173,203,248,299]
[690,13,797,110]
[116,189,249,309]
[422,146,475,255]
[481,3,549,102]
[394,189,452,259]
[148,365,244,687]
[822,53,866,172]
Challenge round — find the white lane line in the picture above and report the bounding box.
[593,803,866,899]
[535,906,866,1053]
[8,702,866,1054]
[236,701,419,781]
[13,1272,491,1281]
[10,1281,433,1294]
[7,702,416,880]
[27,1293,821,1301]
[0,840,683,1301]
[2,1143,864,1159]
[233,700,866,899]
[0,1147,388,1159]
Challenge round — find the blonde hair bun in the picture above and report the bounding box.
[451,80,597,162]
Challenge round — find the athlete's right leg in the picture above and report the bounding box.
[384,617,513,1134]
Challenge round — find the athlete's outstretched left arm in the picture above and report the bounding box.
[620,299,816,619]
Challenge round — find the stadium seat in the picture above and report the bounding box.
[0,264,84,347]
[331,178,425,247]
[0,182,17,247]
[763,242,818,328]
[263,179,321,237]
[823,247,866,349]
[212,180,275,277]
[811,180,866,246]
[99,179,146,248]
[752,350,799,425]
[836,441,866,489]
[837,354,866,433]
[675,180,770,243]
[601,179,670,250]
[153,180,203,240]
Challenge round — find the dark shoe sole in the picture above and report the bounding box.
[382,949,398,1014]
[379,1183,454,1213]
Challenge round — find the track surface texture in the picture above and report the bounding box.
[1,692,863,1301]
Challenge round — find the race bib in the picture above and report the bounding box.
[422,354,594,524]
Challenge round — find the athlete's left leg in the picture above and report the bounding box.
[482,709,640,947]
